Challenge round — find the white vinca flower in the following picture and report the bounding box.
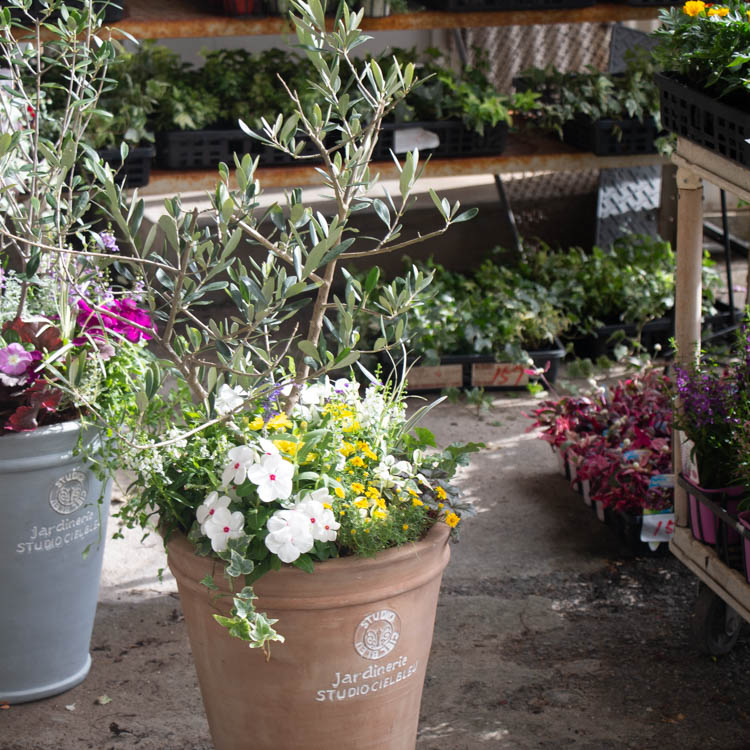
[222,445,257,486]
[214,384,248,416]
[296,489,340,543]
[246,453,294,502]
[264,508,314,563]
[204,507,245,553]
[196,491,232,534]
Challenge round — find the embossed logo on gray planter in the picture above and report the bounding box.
[49,470,88,515]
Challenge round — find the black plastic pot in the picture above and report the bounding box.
[562,114,659,157]
[383,337,566,393]
[655,72,750,168]
[97,145,154,188]
[371,121,508,162]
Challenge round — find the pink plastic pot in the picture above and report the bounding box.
[738,511,750,584]
[683,477,744,545]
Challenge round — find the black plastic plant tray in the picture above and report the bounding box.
[656,72,750,168]
[421,0,592,10]
[97,145,154,188]
[384,338,565,393]
[155,129,257,170]
[371,121,508,162]
[562,115,659,157]
[566,316,671,360]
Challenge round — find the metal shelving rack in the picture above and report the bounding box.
[93,1,664,195]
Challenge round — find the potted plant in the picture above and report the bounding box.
[671,338,750,544]
[372,47,538,161]
[369,255,567,391]
[515,234,722,358]
[145,44,318,169]
[516,52,661,156]
[0,2,154,703]
[8,0,483,744]
[652,0,750,166]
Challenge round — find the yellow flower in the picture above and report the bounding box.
[372,509,388,520]
[438,503,444,509]
[351,529,356,534]
[707,6,729,15]
[683,0,705,15]
[356,440,370,451]
[342,420,360,433]
[411,497,424,507]
[402,524,409,531]
[323,502,332,509]
[349,456,365,468]
[351,482,365,494]
[354,498,369,509]
[273,439,298,455]
[365,486,380,499]
[249,416,264,430]
[340,510,346,516]
[364,529,370,534]
[375,496,387,510]
[339,442,356,457]
[435,486,447,501]
[266,413,293,431]
[334,487,345,499]
[445,512,460,528]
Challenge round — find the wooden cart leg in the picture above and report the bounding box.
[673,167,704,529]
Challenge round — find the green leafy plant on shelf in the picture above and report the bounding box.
[516,51,661,139]
[388,47,540,136]
[652,0,750,100]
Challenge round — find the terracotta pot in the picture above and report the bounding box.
[167,521,451,750]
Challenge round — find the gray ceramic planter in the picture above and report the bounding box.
[0,421,111,704]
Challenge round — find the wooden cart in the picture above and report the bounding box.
[671,137,750,656]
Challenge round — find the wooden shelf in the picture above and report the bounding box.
[138,131,665,195]
[110,0,659,39]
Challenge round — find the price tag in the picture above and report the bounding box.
[641,510,675,542]
[406,364,462,390]
[393,127,440,153]
[471,362,528,388]
[623,449,648,462]
[648,473,674,489]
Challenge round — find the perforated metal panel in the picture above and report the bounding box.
[459,23,612,93]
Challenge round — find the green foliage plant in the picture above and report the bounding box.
[652,0,750,99]
[517,52,660,139]
[389,47,539,136]
[0,0,482,652]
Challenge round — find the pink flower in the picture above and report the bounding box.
[76,297,156,343]
[0,343,38,386]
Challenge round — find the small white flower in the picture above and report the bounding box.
[296,490,340,543]
[333,378,357,395]
[204,507,245,552]
[214,384,248,415]
[221,445,257,486]
[196,491,231,534]
[299,381,330,406]
[257,437,279,458]
[265,508,314,563]
[246,453,294,502]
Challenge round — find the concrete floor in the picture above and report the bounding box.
[3,388,750,750]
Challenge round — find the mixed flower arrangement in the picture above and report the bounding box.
[652,0,750,99]
[528,370,673,514]
[1,0,483,651]
[123,375,480,646]
[0,236,153,433]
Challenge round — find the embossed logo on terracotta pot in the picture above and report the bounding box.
[49,470,88,515]
[354,608,401,660]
